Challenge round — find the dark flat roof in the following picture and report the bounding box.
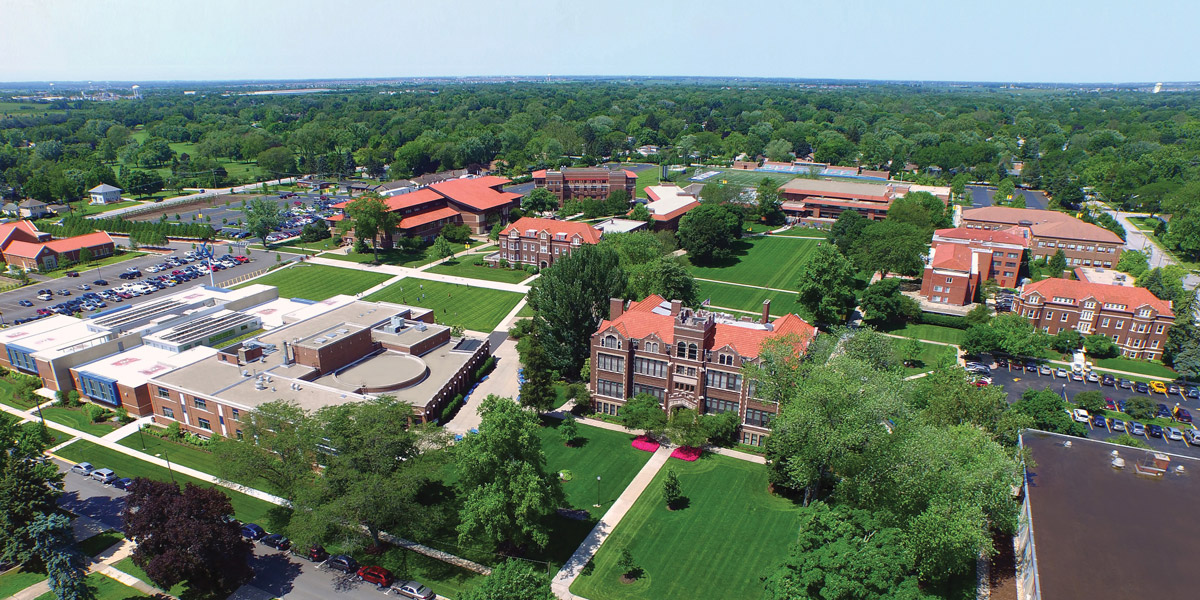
[1023,431,1200,599]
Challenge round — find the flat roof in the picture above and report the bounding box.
[20,320,110,357]
[314,342,476,415]
[1022,431,1200,598]
[74,345,218,388]
[241,297,317,329]
[144,310,260,346]
[594,218,647,234]
[0,314,80,347]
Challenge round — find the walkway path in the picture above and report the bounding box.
[413,242,496,272]
[445,339,521,434]
[550,445,671,600]
[12,538,169,600]
[305,255,532,294]
[694,277,793,295]
[101,416,153,442]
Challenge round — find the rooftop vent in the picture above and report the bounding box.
[415,324,427,332]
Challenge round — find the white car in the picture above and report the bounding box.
[1072,408,1090,423]
[1166,427,1184,442]
[146,265,160,273]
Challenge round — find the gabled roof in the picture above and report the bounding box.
[1022,278,1173,316]
[399,207,460,229]
[929,242,975,272]
[500,217,603,245]
[431,177,520,211]
[0,220,41,251]
[18,199,47,208]
[961,207,1123,244]
[3,240,51,259]
[88,183,121,193]
[933,226,1030,247]
[43,232,114,254]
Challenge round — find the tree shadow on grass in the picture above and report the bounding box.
[666,496,691,511]
[689,239,754,269]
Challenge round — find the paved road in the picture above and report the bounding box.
[56,459,128,531]
[0,242,303,324]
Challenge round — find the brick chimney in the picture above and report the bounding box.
[761,299,771,324]
[670,300,682,316]
[609,298,624,320]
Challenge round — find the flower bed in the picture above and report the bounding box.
[631,435,660,453]
[670,446,702,461]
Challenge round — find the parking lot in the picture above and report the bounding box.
[129,192,351,239]
[965,185,1049,210]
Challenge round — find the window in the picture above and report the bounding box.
[1081,311,1093,321]
[601,335,621,349]
[677,341,686,357]
[945,277,953,283]
[1112,335,1120,343]
[197,418,211,430]
[1156,324,1165,334]
[1046,311,1054,320]
[235,430,244,440]
[1138,309,1151,318]
[230,408,240,421]
[1061,312,1068,322]
[1084,301,1096,309]
[161,406,174,419]
[1114,320,1124,330]
[156,386,170,399]
[742,432,763,447]
[596,379,624,399]
[645,342,658,353]
[1007,252,1019,258]
[1151,340,1160,349]
[632,384,664,400]
[745,408,773,428]
[718,353,735,366]
[706,398,739,414]
[1101,318,1110,328]
[633,357,667,378]
[687,343,698,360]
[596,353,625,373]
[706,370,742,391]
[194,398,207,410]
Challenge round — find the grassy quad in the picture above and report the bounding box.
[326,240,488,268]
[365,277,523,333]
[686,236,821,290]
[111,558,182,598]
[1092,356,1178,379]
[233,264,390,301]
[570,454,800,600]
[426,259,533,284]
[39,407,121,437]
[694,279,806,318]
[76,531,125,557]
[884,323,966,346]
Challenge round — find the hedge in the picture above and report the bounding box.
[474,356,496,381]
[918,312,969,330]
[441,394,465,424]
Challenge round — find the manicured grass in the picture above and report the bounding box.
[366,277,524,333]
[0,378,40,410]
[885,323,966,345]
[39,407,120,437]
[634,167,662,198]
[62,200,145,217]
[233,264,390,301]
[33,572,150,600]
[53,440,286,528]
[691,168,795,188]
[39,252,146,279]
[1093,356,1178,379]
[540,419,654,519]
[76,531,124,557]
[772,227,829,238]
[516,303,534,317]
[744,223,776,234]
[900,340,955,375]
[427,259,533,284]
[111,557,183,598]
[0,566,46,598]
[570,454,800,600]
[686,236,821,290]
[327,240,487,268]
[1127,216,1164,232]
[116,429,281,494]
[694,279,806,318]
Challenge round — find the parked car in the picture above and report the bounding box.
[1086,372,1100,383]
[1148,424,1165,438]
[1111,419,1126,433]
[261,534,291,550]
[1188,387,1200,399]
[1091,414,1107,429]
[1168,384,1181,395]
[1105,398,1117,411]
[65,271,79,277]
[306,545,329,562]
[1101,374,1116,387]
[965,362,990,375]
[1150,381,1168,394]
[93,279,107,286]
[1187,429,1200,445]
[1055,368,1068,378]
[1134,382,1150,394]
[1072,408,1090,423]
[112,478,135,490]
[327,555,358,573]
[392,581,436,600]
[240,523,266,540]
[70,462,95,475]
[1129,422,1146,436]
[17,299,32,307]
[1039,365,1053,376]
[1156,403,1173,419]
[1070,371,1085,382]
[357,566,393,588]
[91,468,118,484]
[1166,427,1184,442]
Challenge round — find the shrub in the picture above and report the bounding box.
[1072,390,1106,413]
[85,403,113,424]
[165,420,183,441]
[1110,433,1151,449]
[918,312,969,329]
[474,356,496,381]
[441,394,464,423]
[114,406,134,425]
[1125,397,1155,420]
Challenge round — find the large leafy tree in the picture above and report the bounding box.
[631,258,698,306]
[456,396,563,551]
[529,244,627,375]
[795,243,858,324]
[345,194,399,263]
[852,220,927,277]
[829,210,867,254]
[859,278,919,324]
[620,393,668,437]
[245,197,284,247]
[1010,388,1086,437]
[212,399,319,502]
[459,559,555,600]
[913,367,1029,445]
[676,203,743,264]
[30,513,92,600]
[755,178,785,225]
[0,414,62,566]
[123,479,254,597]
[522,187,559,213]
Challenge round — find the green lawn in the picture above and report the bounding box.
[33,572,150,600]
[39,252,146,279]
[1127,216,1164,232]
[39,407,121,437]
[116,429,282,495]
[570,454,800,600]
[540,419,654,519]
[694,280,807,319]
[692,168,796,188]
[772,227,829,238]
[901,340,955,375]
[634,167,663,198]
[327,240,487,268]
[1093,356,1178,379]
[63,200,145,217]
[53,440,286,528]
[884,323,966,345]
[233,264,390,301]
[686,236,821,290]
[111,557,182,598]
[366,278,523,333]
[77,531,124,557]
[427,259,532,284]
[0,378,40,410]
[0,566,46,598]
[516,302,534,318]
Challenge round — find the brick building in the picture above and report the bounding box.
[331,176,521,243]
[488,217,603,269]
[589,296,817,447]
[642,185,700,231]
[1014,278,1174,360]
[531,167,636,204]
[778,178,950,225]
[960,207,1123,268]
[2,231,116,271]
[920,227,1030,306]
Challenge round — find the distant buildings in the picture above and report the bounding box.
[531,167,637,204]
[642,185,700,230]
[778,178,950,225]
[960,206,1123,268]
[920,227,1030,306]
[1014,277,1173,360]
[331,176,521,242]
[88,184,122,205]
[0,221,115,271]
[589,296,817,447]
[18,199,50,219]
[488,217,603,269]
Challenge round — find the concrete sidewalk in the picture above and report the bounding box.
[306,255,532,294]
[101,416,154,442]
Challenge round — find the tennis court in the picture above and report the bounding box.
[690,169,795,187]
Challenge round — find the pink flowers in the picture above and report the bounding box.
[631,435,660,452]
[670,446,702,462]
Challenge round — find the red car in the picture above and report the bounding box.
[357,566,393,588]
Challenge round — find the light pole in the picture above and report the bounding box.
[594,476,602,508]
[1062,383,1068,402]
[156,452,176,484]
[135,423,146,451]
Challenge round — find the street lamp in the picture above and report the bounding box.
[1062,383,1068,402]
[135,423,147,451]
[594,475,602,508]
[156,451,176,484]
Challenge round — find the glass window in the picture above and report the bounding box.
[197,418,211,430]
[596,353,625,373]
[230,408,240,420]
[632,384,664,400]
[161,406,174,419]
[596,379,624,399]
[745,408,773,428]
[633,357,667,378]
[705,398,739,414]
[194,398,207,410]
[687,343,698,360]
[705,370,742,392]
[157,386,170,399]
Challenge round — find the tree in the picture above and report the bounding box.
[77,246,94,265]
[122,170,164,198]
[666,408,709,448]
[212,400,318,501]
[763,138,793,162]
[522,188,559,213]
[913,367,1026,444]
[829,210,867,254]
[0,413,63,566]
[1125,397,1155,421]
[299,220,331,243]
[459,559,555,600]
[345,194,398,263]
[1116,248,1149,278]
[765,503,922,600]
[1136,266,1186,302]
[528,244,627,375]
[456,395,563,551]
[676,203,742,264]
[1073,390,1107,413]
[440,222,473,244]
[755,178,785,226]
[616,548,640,581]
[795,244,858,324]
[699,182,741,205]
[123,480,254,597]
[559,417,579,446]
[995,178,1016,203]
[1010,389,1086,437]
[661,469,682,510]
[620,394,668,437]
[1047,249,1068,277]
[966,313,1047,357]
[1051,328,1084,354]
[431,235,456,262]
[859,278,919,324]
[256,147,295,175]
[30,513,92,600]
[964,304,993,326]
[629,203,652,222]
[629,258,698,307]
[1084,333,1120,358]
[245,197,283,247]
[853,221,927,277]
[519,331,557,412]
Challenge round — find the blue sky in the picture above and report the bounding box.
[3,0,1197,83]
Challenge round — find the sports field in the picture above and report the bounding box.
[686,236,821,290]
[690,168,796,188]
[365,277,524,332]
[233,264,390,301]
[570,454,801,600]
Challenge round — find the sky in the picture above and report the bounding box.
[3,0,1198,84]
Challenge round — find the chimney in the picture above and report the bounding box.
[670,300,682,316]
[761,299,771,324]
[609,298,625,320]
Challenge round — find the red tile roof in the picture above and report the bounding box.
[934,226,1030,247]
[43,232,113,254]
[500,217,603,245]
[651,201,699,222]
[431,178,521,211]
[385,188,445,212]
[0,220,41,251]
[1022,278,1173,316]
[531,169,547,179]
[399,206,460,229]
[929,243,975,272]
[961,207,1123,244]
[3,240,50,259]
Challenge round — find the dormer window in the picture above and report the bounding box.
[602,335,621,349]
[718,353,734,366]
[1138,308,1152,318]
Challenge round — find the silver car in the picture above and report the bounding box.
[1111,419,1126,433]
[1166,427,1184,442]
[1055,368,1069,378]
[1129,422,1146,436]
[1039,365,1053,376]
[1086,372,1100,383]
[1185,429,1200,445]
[70,462,95,475]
